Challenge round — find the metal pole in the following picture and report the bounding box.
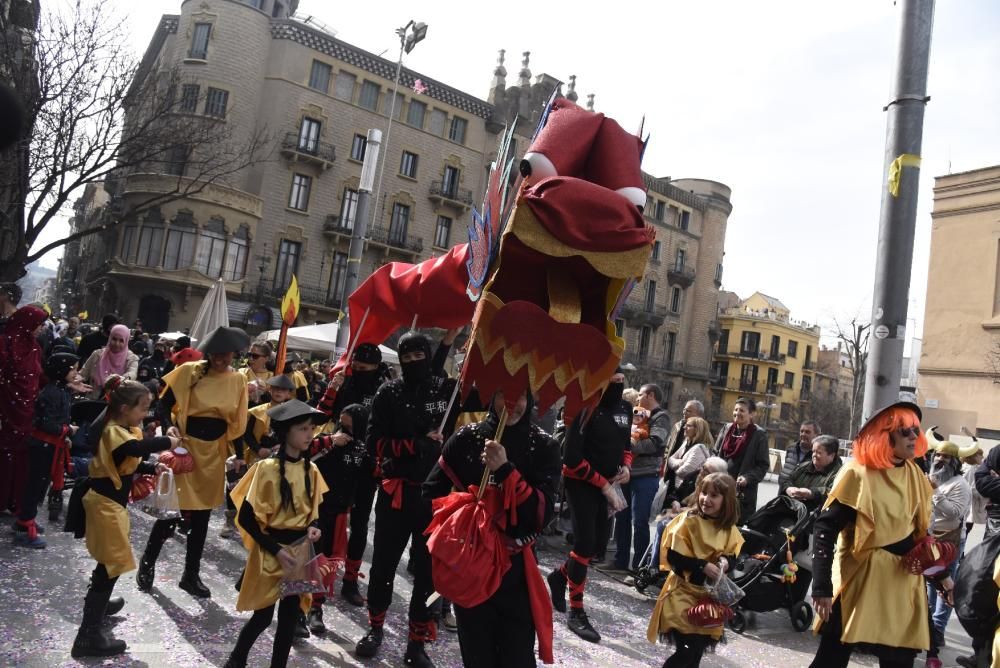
[368,32,406,234]
[335,129,382,354]
[863,0,935,420]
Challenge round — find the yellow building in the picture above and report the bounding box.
[710,292,821,449]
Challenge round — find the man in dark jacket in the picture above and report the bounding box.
[613,382,669,572]
[780,434,842,512]
[974,443,1000,537]
[779,420,820,490]
[713,397,770,522]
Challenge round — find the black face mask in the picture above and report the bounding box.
[600,382,625,409]
[401,358,431,386]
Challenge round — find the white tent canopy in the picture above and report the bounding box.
[189,279,230,343]
[257,322,398,365]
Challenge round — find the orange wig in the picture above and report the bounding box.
[852,406,927,470]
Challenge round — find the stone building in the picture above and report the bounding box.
[917,164,1000,439]
[711,291,821,448]
[66,0,732,392]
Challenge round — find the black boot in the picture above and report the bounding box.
[179,569,211,598]
[547,569,567,613]
[71,587,127,658]
[136,519,173,592]
[47,489,63,522]
[294,613,310,639]
[307,607,326,634]
[105,597,125,617]
[567,608,601,643]
[355,626,383,658]
[403,640,435,667]
[341,579,365,607]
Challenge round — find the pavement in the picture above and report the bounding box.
[0,479,980,667]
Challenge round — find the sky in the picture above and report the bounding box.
[35,0,1000,346]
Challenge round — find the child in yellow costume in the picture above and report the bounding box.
[809,402,953,667]
[136,326,249,599]
[70,377,181,659]
[647,472,744,667]
[225,399,329,668]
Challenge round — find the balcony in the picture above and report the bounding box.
[667,262,696,288]
[707,320,722,342]
[429,181,474,209]
[799,390,812,402]
[280,132,336,170]
[368,225,424,256]
[241,279,341,310]
[804,359,815,370]
[717,348,787,364]
[620,300,668,327]
[323,215,355,238]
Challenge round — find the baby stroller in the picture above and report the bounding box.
[727,496,817,633]
[48,400,104,522]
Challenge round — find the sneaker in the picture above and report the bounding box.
[13,531,46,549]
[442,610,457,632]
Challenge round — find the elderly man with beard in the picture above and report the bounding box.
[923,430,974,668]
[354,332,457,667]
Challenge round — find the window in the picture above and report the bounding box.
[382,91,404,119]
[651,240,661,261]
[713,361,729,383]
[288,174,312,211]
[271,1,284,18]
[669,286,681,313]
[164,144,188,176]
[679,210,690,231]
[179,84,199,113]
[442,165,460,197]
[718,328,730,354]
[244,0,263,8]
[770,335,781,359]
[308,60,331,93]
[274,240,301,289]
[675,248,686,271]
[766,367,779,393]
[189,22,211,60]
[120,225,137,263]
[644,280,656,311]
[350,134,366,162]
[780,403,791,421]
[358,81,380,110]
[297,117,321,154]
[614,319,625,338]
[327,252,348,304]
[787,340,799,358]
[339,188,358,231]
[654,200,665,222]
[223,225,249,280]
[334,71,355,101]
[639,326,652,358]
[434,215,452,248]
[741,331,761,355]
[715,263,723,283]
[784,371,795,389]
[407,100,426,128]
[801,375,812,398]
[429,109,447,136]
[389,203,410,245]
[136,211,164,267]
[163,211,197,270]
[805,345,813,367]
[740,364,759,391]
[399,151,418,178]
[194,217,227,277]
[449,116,467,144]
[666,331,677,364]
[204,87,228,118]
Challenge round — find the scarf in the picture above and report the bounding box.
[0,306,47,436]
[720,421,756,460]
[94,324,131,388]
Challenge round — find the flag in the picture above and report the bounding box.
[281,275,300,326]
[413,79,428,95]
[78,310,88,320]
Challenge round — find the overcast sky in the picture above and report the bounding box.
[37,0,1000,345]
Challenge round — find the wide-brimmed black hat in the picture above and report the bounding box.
[857,400,922,437]
[197,326,250,355]
[266,374,296,391]
[267,399,326,424]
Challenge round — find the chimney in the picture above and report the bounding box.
[565,74,578,103]
[487,49,507,105]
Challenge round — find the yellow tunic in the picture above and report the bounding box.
[84,423,146,578]
[814,459,933,650]
[163,362,248,510]
[647,511,744,643]
[231,457,328,614]
[236,403,273,467]
[992,557,1000,666]
[292,370,310,401]
[239,366,273,387]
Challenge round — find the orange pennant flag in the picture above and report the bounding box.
[281,275,300,326]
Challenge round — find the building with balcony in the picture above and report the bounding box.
[917,164,1000,440]
[710,291,821,448]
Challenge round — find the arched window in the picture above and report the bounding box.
[163,210,197,270]
[136,208,165,267]
[223,224,249,280]
[194,216,227,277]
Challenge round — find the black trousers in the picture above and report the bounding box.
[565,480,609,559]
[146,509,211,572]
[366,485,432,624]
[228,595,300,668]
[809,600,918,668]
[454,553,537,668]
[347,475,378,563]
[663,632,709,668]
[17,440,53,523]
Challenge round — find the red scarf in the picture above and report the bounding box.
[720,422,756,460]
[0,306,46,436]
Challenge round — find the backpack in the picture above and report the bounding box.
[955,530,1000,640]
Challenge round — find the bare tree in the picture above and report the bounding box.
[829,316,870,436]
[0,0,270,282]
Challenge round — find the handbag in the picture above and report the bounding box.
[706,570,745,606]
[278,536,328,597]
[142,469,181,520]
[686,598,734,628]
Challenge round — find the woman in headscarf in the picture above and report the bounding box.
[80,324,139,399]
[0,305,48,513]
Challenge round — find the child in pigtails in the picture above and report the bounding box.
[225,399,329,668]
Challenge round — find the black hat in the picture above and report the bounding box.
[267,399,326,424]
[857,400,922,437]
[398,331,431,358]
[45,352,79,383]
[176,335,192,349]
[197,326,250,355]
[353,343,382,365]
[266,374,296,391]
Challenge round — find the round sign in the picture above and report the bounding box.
[874,324,890,339]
